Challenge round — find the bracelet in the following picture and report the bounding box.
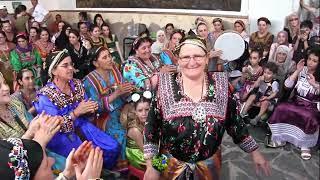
[152,154,168,172]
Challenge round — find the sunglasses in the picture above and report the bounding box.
[131,91,152,102]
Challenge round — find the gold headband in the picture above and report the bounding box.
[175,38,207,54]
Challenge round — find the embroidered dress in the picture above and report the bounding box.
[90,37,107,49]
[249,32,274,54]
[239,65,263,100]
[12,90,36,111]
[83,67,127,161]
[160,49,178,65]
[123,55,161,90]
[269,67,320,148]
[33,79,120,170]
[144,72,259,179]
[34,40,54,60]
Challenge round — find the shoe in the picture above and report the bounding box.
[250,116,261,126]
[301,150,311,160]
[266,138,286,148]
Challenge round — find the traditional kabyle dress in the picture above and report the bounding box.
[33,79,120,170]
[268,67,320,149]
[144,72,259,179]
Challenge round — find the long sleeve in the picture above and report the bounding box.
[10,50,22,72]
[123,62,148,89]
[224,96,259,153]
[143,92,162,160]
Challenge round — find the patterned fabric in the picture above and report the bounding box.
[144,72,258,168]
[90,37,106,49]
[126,123,145,170]
[249,31,274,53]
[7,138,30,180]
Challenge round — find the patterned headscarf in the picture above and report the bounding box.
[174,36,208,55]
[46,49,70,78]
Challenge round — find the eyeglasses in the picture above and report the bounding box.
[289,18,298,22]
[179,54,206,62]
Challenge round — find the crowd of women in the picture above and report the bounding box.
[0,0,319,179]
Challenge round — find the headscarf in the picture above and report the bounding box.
[0,138,43,180]
[174,36,208,55]
[234,20,246,31]
[276,30,289,46]
[46,49,70,79]
[270,45,295,77]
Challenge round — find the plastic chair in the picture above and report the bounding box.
[128,165,145,180]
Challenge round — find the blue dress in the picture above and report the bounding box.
[33,79,120,170]
[83,67,127,160]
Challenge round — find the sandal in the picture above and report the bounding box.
[301,150,311,160]
[265,138,286,148]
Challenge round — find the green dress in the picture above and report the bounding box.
[105,34,121,67]
[10,48,43,87]
[126,122,146,170]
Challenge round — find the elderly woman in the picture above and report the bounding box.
[268,48,320,160]
[151,30,166,56]
[249,17,274,59]
[268,31,293,61]
[123,36,174,91]
[33,49,120,170]
[83,46,135,170]
[160,29,185,65]
[234,20,249,42]
[143,36,270,179]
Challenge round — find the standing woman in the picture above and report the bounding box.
[284,12,300,43]
[89,25,106,48]
[66,29,90,79]
[143,36,270,179]
[34,27,54,62]
[10,33,42,89]
[101,23,124,68]
[211,18,224,43]
[160,29,185,65]
[0,31,15,92]
[14,4,29,34]
[249,17,274,60]
[34,49,121,170]
[234,20,249,42]
[83,46,134,169]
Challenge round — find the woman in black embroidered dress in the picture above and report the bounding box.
[143,36,271,179]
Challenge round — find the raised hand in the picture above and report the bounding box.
[296,59,305,72]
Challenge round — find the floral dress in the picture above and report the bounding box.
[144,72,259,179]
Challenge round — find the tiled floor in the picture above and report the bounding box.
[221,126,320,180]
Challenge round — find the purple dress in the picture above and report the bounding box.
[33,79,120,169]
[268,67,320,148]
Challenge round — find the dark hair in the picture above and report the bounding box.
[14,4,27,18]
[16,69,33,86]
[165,23,174,30]
[69,29,80,38]
[101,23,112,40]
[129,36,153,56]
[170,29,185,40]
[89,24,100,32]
[39,27,51,41]
[16,33,28,41]
[79,12,88,21]
[257,17,271,26]
[196,21,207,30]
[306,47,320,82]
[88,46,109,71]
[77,21,87,29]
[263,62,278,74]
[300,20,313,30]
[250,48,263,58]
[212,18,222,24]
[0,30,6,39]
[93,14,104,26]
[29,26,39,34]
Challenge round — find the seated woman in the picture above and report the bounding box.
[123,36,162,91]
[241,62,279,125]
[234,20,249,42]
[124,93,151,170]
[12,69,37,115]
[34,27,54,62]
[33,49,120,170]
[268,48,320,160]
[268,31,293,61]
[160,29,185,65]
[10,33,42,89]
[83,46,134,169]
[89,25,107,49]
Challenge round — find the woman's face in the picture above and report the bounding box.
[307,53,319,72]
[0,33,6,44]
[19,70,34,90]
[0,75,11,105]
[68,32,79,45]
[31,22,40,29]
[94,49,114,70]
[165,26,174,35]
[52,56,74,81]
[17,37,28,48]
[135,41,152,61]
[33,154,55,180]
[178,44,208,80]
[213,21,223,32]
[276,52,287,63]
[258,21,268,33]
[289,15,299,27]
[96,17,103,25]
[79,24,88,34]
[40,31,49,42]
[157,32,166,43]
[170,33,182,47]
[197,24,208,39]
[277,32,287,44]
[249,51,260,66]
[29,29,37,37]
[91,27,101,38]
[58,22,65,32]
[135,101,150,123]
[234,23,244,33]
[102,26,110,37]
[65,27,71,36]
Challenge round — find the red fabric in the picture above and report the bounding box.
[128,165,145,180]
